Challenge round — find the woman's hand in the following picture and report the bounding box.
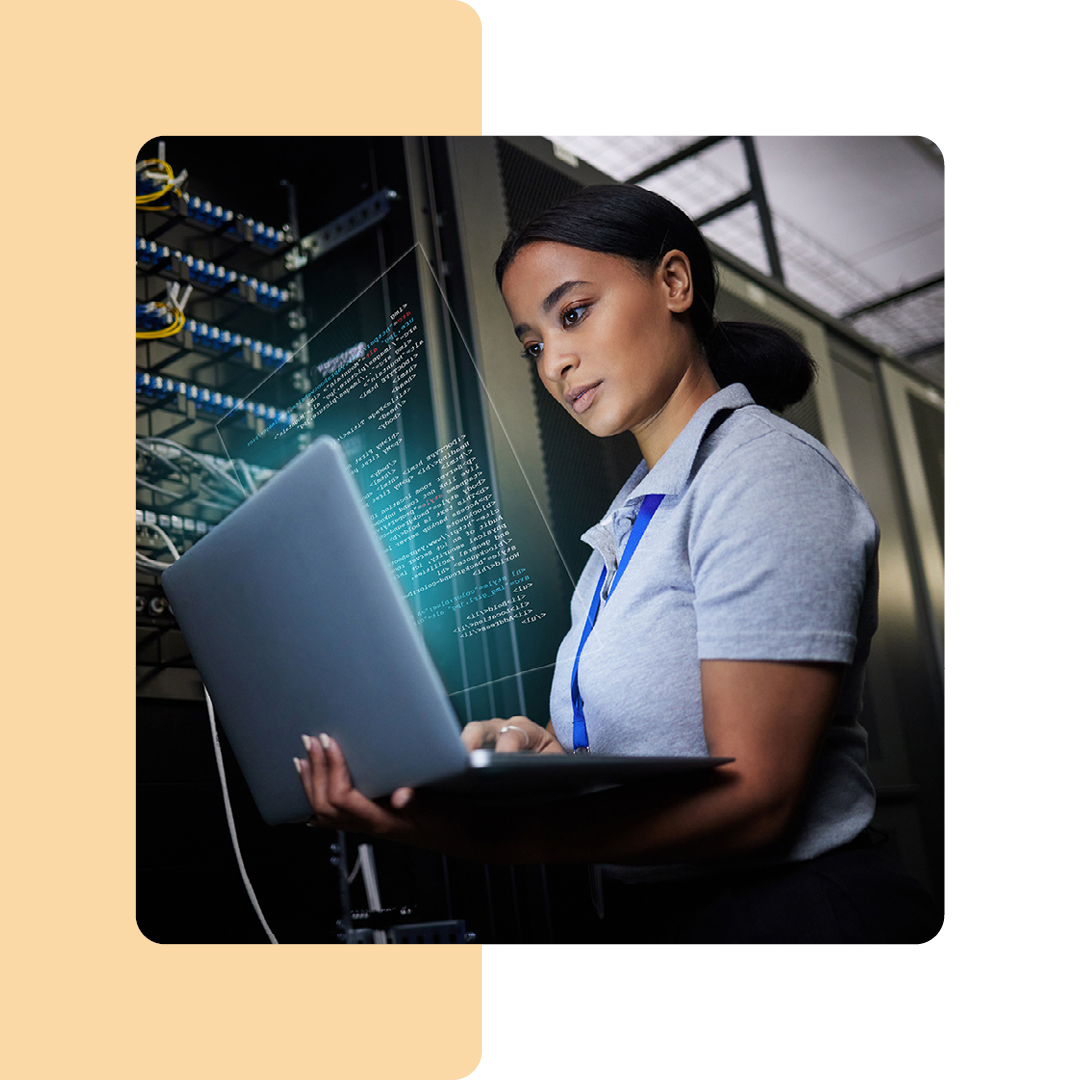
[295,732,513,861]
[296,733,416,835]
[460,716,566,755]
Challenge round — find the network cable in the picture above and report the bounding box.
[135,519,181,573]
[204,688,279,944]
[136,157,187,211]
[136,281,192,340]
[136,443,245,504]
[136,302,185,340]
[137,436,252,501]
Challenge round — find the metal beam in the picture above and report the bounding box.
[686,138,785,284]
[740,136,785,284]
[287,188,397,269]
[693,189,754,228]
[903,340,945,362]
[625,136,729,185]
[842,273,945,320]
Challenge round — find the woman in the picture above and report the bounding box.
[298,184,942,943]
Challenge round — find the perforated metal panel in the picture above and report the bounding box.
[496,137,585,231]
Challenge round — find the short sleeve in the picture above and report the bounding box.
[688,428,878,663]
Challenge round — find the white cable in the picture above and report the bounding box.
[138,438,247,497]
[356,845,388,945]
[135,552,172,573]
[143,521,181,561]
[135,476,237,514]
[346,845,387,942]
[346,847,363,884]
[138,437,248,500]
[135,521,179,572]
[235,458,257,497]
[204,688,279,944]
[358,844,381,908]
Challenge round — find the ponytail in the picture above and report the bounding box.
[496,184,815,412]
[705,321,816,412]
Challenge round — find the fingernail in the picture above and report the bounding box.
[293,757,302,774]
[319,733,331,749]
[301,734,311,752]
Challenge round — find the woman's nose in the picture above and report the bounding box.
[540,342,578,383]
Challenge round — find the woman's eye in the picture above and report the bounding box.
[562,304,588,327]
[521,342,543,361]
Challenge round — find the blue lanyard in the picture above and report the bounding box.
[570,493,664,752]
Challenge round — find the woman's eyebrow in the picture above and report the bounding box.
[514,280,591,339]
[542,279,589,313]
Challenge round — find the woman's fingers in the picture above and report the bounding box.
[460,720,499,751]
[461,716,546,753]
[300,732,332,818]
[494,720,532,753]
[390,787,415,809]
[323,734,359,806]
[300,733,368,821]
[295,734,422,842]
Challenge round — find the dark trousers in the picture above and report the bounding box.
[597,838,943,944]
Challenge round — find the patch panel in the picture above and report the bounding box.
[137,237,294,309]
[136,508,213,537]
[180,192,290,251]
[143,187,291,252]
[137,302,178,333]
[135,371,300,428]
[184,319,290,367]
[137,156,291,255]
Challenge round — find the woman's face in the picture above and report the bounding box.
[500,241,715,458]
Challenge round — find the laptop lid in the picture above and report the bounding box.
[162,436,470,824]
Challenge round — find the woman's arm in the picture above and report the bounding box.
[561,657,843,863]
[298,657,841,865]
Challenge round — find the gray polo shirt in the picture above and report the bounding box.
[549,384,878,871]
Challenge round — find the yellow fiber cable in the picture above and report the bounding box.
[136,157,178,205]
[136,309,186,340]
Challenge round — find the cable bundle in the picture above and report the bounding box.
[136,281,192,340]
[136,157,188,211]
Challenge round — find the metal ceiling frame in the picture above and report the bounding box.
[626,135,786,285]
[841,272,945,320]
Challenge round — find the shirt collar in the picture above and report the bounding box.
[621,383,756,502]
[580,384,756,554]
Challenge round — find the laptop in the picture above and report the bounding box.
[161,436,732,825]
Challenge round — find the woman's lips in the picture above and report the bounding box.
[568,382,601,414]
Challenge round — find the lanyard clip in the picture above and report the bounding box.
[573,745,590,755]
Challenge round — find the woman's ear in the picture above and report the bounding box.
[659,250,694,313]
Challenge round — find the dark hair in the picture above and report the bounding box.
[495,184,814,412]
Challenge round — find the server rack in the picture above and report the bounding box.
[135,138,516,943]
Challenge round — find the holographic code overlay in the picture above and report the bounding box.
[212,245,569,722]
